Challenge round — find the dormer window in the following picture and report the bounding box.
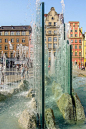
[49,22,51,26]
[12,27,14,29]
[23,27,26,29]
[52,17,54,20]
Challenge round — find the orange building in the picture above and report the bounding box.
[0,25,32,58]
[69,21,84,66]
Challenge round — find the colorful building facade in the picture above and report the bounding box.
[0,25,32,58]
[69,21,84,67]
[83,32,86,67]
[44,7,63,65]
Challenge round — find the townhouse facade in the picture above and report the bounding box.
[44,7,63,65]
[69,21,84,67]
[83,32,86,67]
[0,25,32,58]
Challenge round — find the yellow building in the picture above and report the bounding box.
[83,32,86,67]
[44,7,63,65]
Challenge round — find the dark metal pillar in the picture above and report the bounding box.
[42,2,45,129]
[70,45,72,96]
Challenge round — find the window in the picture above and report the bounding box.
[54,52,56,56]
[48,37,52,42]
[5,31,8,35]
[0,52,1,57]
[5,45,8,50]
[71,30,73,32]
[54,22,56,26]
[72,45,73,49]
[16,38,19,42]
[75,52,77,56]
[11,39,14,42]
[79,52,81,56]
[0,45,2,50]
[12,27,14,29]
[75,30,77,32]
[22,31,26,35]
[71,40,73,43]
[48,31,51,34]
[53,43,57,49]
[49,52,51,57]
[52,17,54,20]
[79,40,81,43]
[10,52,13,58]
[11,31,14,35]
[10,31,14,35]
[71,34,73,37]
[75,39,77,43]
[5,39,8,43]
[48,22,51,26]
[22,39,25,42]
[75,34,77,37]
[79,45,81,49]
[53,37,57,42]
[5,52,8,57]
[75,45,77,49]
[0,39,2,43]
[0,32,2,35]
[16,31,20,35]
[54,30,57,34]
[48,43,52,49]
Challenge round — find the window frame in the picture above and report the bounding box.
[75,45,77,49]
[48,22,51,26]
[0,45,2,50]
[75,52,77,56]
[10,31,14,35]
[48,43,52,49]
[16,38,19,43]
[53,37,57,42]
[53,43,57,49]
[11,39,14,43]
[22,38,25,43]
[5,39,8,43]
[75,39,77,43]
[16,31,20,35]
[5,45,8,50]
[22,31,26,35]
[5,31,8,35]
[48,37,52,42]
[0,39,2,43]
[75,34,77,37]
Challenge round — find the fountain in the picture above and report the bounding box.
[0,0,86,129]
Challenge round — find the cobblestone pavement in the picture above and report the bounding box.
[73,66,86,77]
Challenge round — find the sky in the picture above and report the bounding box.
[0,0,86,32]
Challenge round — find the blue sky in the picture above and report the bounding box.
[0,0,86,32]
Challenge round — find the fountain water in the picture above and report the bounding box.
[0,0,86,129]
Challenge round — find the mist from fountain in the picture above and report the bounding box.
[50,50,55,76]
